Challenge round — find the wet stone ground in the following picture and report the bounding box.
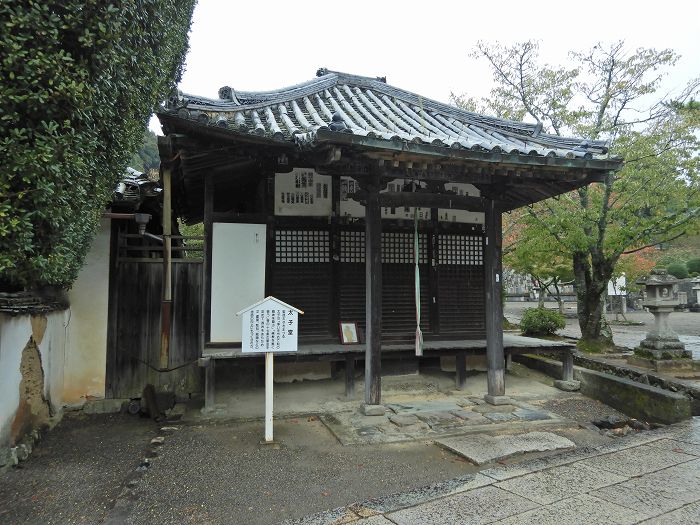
[321,398,561,446]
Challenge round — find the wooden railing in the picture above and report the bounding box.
[117,233,204,263]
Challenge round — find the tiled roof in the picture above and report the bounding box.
[160,69,609,160]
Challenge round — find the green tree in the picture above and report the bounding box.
[458,41,700,349]
[504,222,574,314]
[0,1,195,291]
[129,129,161,173]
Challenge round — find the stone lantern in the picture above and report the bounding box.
[691,277,700,310]
[634,269,690,360]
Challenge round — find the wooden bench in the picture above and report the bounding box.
[199,334,576,408]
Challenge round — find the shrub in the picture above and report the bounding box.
[687,258,700,275]
[520,307,566,336]
[0,0,196,291]
[666,262,689,279]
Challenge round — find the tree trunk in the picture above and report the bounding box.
[574,250,614,348]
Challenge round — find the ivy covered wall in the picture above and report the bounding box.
[0,0,196,291]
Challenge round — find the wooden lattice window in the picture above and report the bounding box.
[340,231,428,264]
[275,230,329,263]
[438,234,483,265]
[381,232,428,264]
[340,230,365,263]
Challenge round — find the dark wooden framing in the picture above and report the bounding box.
[160,127,617,408]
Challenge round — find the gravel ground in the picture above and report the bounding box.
[0,413,157,525]
[122,417,474,525]
[536,397,629,424]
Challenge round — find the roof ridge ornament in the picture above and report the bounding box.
[328,112,349,132]
[316,67,386,83]
[532,121,543,137]
[218,85,241,104]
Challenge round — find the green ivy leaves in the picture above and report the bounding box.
[0,0,195,290]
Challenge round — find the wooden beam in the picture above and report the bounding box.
[484,199,506,402]
[376,191,486,211]
[364,175,383,406]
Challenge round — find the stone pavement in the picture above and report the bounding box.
[321,397,564,446]
[282,417,700,525]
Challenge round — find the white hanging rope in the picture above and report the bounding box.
[414,207,423,356]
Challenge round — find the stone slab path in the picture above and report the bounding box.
[281,417,700,525]
[436,431,576,465]
[321,398,566,446]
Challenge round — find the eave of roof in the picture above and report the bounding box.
[158,69,621,169]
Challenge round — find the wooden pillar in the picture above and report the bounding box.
[204,358,216,411]
[345,356,356,399]
[201,174,214,408]
[201,173,214,351]
[160,166,173,370]
[364,176,382,406]
[455,351,467,390]
[484,199,507,404]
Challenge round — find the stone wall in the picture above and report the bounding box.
[0,311,68,467]
[515,353,694,424]
[1,220,111,468]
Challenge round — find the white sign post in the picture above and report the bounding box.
[237,297,303,443]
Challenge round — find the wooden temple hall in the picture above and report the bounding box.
[156,69,621,409]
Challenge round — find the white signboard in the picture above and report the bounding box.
[608,274,627,296]
[211,223,266,343]
[238,297,302,353]
[275,169,332,216]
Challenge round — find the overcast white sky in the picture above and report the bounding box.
[151,0,699,133]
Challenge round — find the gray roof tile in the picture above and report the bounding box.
[161,70,610,159]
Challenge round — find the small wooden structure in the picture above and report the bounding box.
[156,69,621,407]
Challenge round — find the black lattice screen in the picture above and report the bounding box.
[340,230,365,263]
[275,230,329,263]
[438,234,483,265]
[340,231,428,263]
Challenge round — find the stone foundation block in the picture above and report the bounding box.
[361,404,386,416]
[484,394,512,406]
[554,380,581,392]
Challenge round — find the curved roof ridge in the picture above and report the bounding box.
[162,69,612,157]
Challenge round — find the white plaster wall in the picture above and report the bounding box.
[0,315,30,448]
[0,310,68,449]
[64,219,111,403]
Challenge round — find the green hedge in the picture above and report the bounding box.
[520,307,566,336]
[686,258,700,275]
[666,262,689,279]
[0,0,195,291]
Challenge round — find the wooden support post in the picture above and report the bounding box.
[204,358,216,411]
[484,199,507,404]
[364,176,382,406]
[264,352,274,442]
[160,166,173,369]
[506,353,513,371]
[553,348,580,391]
[201,174,214,351]
[345,356,356,399]
[562,349,574,381]
[455,351,467,390]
